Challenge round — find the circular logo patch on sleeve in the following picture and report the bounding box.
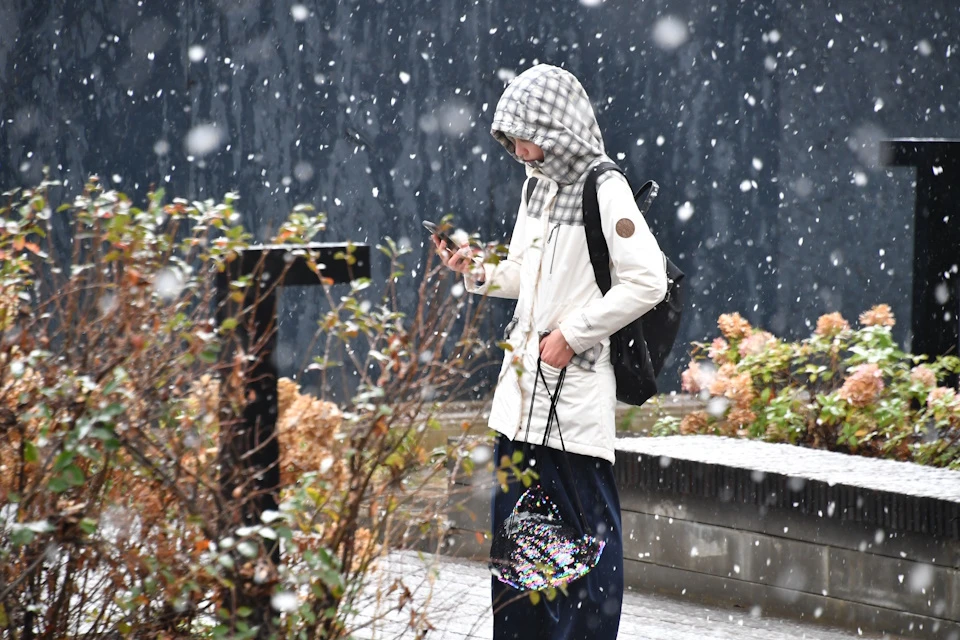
[616,218,636,238]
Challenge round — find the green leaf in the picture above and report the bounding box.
[10,528,35,546]
[79,518,98,535]
[101,402,125,418]
[49,477,70,493]
[220,317,238,331]
[23,441,39,464]
[53,450,77,473]
[62,464,86,487]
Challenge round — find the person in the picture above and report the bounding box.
[434,63,667,640]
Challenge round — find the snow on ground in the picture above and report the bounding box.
[348,551,891,639]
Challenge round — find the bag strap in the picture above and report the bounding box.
[521,358,591,532]
[583,162,661,297]
[524,177,537,209]
[582,162,620,295]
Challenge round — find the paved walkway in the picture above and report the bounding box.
[349,551,895,639]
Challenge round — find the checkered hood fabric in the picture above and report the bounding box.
[491,64,615,227]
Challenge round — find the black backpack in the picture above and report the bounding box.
[526,162,685,406]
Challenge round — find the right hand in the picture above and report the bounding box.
[433,236,483,280]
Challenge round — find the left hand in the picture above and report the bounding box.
[539,329,574,369]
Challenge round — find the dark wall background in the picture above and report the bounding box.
[2,0,958,394]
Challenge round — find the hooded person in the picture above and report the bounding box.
[436,64,667,639]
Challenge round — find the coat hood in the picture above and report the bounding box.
[491,64,607,186]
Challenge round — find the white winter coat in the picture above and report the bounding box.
[468,65,667,464]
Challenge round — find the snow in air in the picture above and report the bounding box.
[290,4,309,22]
[185,124,225,157]
[652,16,689,51]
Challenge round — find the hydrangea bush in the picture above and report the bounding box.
[654,306,960,469]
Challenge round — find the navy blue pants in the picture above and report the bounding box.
[491,435,624,640]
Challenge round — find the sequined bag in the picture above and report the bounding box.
[488,358,606,591]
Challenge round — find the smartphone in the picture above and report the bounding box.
[422,220,457,249]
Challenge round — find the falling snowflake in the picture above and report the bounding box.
[652,16,688,51]
[184,124,225,157]
[290,4,309,21]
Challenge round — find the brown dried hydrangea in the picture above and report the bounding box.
[708,337,730,364]
[926,387,960,427]
[726,407,757,427]
[927,386,958,408]
[738,331,777,357]
[717,312,752,340]
[815,312,849,337]
[727,372,756,408]
[679,410,709,435]
[276,378,344,488]
[708,363,738,396]
[859,304,895,328]
[681,361,703,394]
[910,365,937,389]
[710,363,755,409]
[838,363,884,407]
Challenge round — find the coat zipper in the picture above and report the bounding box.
[547,223,560,274]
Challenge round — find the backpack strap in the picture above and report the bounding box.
[583,163,661,296]
[524,177,537,208]
[582,161,623,295]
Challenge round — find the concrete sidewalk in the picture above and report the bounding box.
[349,551,895,639]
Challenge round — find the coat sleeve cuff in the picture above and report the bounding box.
[463,263,491,294]
[558,320,588,355]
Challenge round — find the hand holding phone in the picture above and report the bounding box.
[422,220,456,249]
[424,220,484,280]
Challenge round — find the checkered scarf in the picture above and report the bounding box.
[491,64,614,227]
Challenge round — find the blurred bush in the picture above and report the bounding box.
[0,174,492,637]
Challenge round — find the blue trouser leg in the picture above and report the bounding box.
[491,435,623,640]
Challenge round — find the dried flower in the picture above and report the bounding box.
[720,407,756,436]
[815,312,849,337]
[708,363,754,409]
[726,407,756,427]
[276,378,343,487]
[708,363,737,397]
[910,365,937,389]
[926,387,960,428]
[927,386,958,408]
[681,361,703,394]
[708,337,730,364]
[718,312,752,340]
[727,372,756,408]
[838,363,884,407]
[679,410,709,435]
[738,331,777,357]
[859,304,895,328]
